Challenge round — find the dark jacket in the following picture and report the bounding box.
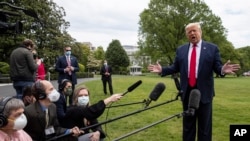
[56,100,107,138]
[24,102,76,141]
[10,47,38,81]
[161,41,223,104]
[100,65,112,80]
[55,55,79,85]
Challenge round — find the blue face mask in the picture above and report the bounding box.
[65,51,71,56]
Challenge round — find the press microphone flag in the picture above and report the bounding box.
[184,89,201,116]
[122,80,142,96]
[144,82,166,108]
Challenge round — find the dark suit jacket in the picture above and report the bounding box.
[24,102,69,141]
[56,100,107,138]
[161,41,223,104]
[54,93,67,124]
[55,55,79,85]
[100,65,112,80]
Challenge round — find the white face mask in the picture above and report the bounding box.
[47,89,60,102]
[9,113,27,130]
[78,96,89,106]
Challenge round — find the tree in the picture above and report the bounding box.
[105,39,129,73]
[94,46,105,61]
[138,0,237,65]
[0,0,74,67]
[237,46,250,75]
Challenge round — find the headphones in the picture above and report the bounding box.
[34,81,47,100]
[59,79,72,91]
[0,97,13,127]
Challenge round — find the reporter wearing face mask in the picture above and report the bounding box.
[54,79,73,125]
[0,97,32,141]
[23,80,83,141]
[59,86,123,141]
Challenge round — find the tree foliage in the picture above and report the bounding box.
[0,0,74,69]
[94,46,105,61]
[105,39,129,72]
[236,46,250,74]
[138,0,237,65]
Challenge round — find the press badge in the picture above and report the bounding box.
[45,126,55,135]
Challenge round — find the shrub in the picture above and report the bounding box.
[0,62,10,74]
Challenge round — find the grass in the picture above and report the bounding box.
[76,75,250,141]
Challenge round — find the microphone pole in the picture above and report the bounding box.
[106,99,147,108]
[80,97,179,131]
[47,98,179,141]
[113,112,183,141]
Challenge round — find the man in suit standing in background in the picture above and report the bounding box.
[148,22,240,141]
[100,60,113,95]
[55,46,79,105]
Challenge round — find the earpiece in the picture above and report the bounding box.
[34,81,46,100]
[0,97,13,127]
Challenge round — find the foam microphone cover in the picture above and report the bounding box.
[149,82,166,101]
[188,89,201,109]
[127,80,142,92]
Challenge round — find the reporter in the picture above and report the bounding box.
[55,85,122,141]
[0,97,32,141]
[23,80,83,141]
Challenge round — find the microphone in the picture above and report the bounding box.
[144,82,166,108]
[184,89,201,116]
[122,80,142,96]
[172,74,183,98]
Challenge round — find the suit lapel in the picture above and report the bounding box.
[198,41,206,75]
[183,44,190,76]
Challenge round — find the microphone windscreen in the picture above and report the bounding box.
[149,82,166,101]
[127,80,142,92]
[188,89,201,109]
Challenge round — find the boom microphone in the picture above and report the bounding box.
[144,82,166,108]
[122,80,142,96]
[184,89,201,116]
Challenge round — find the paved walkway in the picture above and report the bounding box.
[0,78,100,97]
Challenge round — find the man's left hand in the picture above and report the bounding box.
[222,60,241,74]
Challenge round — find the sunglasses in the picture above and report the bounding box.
[66,50,71,51]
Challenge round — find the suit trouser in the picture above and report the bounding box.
[182,87,212,141]
[102,78,113,94]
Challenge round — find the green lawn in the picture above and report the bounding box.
[77,75,250,141]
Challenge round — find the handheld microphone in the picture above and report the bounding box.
[122,80,142,96]
[144,82,166,108]
[184,89,201,116]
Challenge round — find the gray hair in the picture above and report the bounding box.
[2,98,25,117]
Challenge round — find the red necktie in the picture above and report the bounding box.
[189,44,196,87]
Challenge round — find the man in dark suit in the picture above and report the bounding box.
[55,46,79,105]
[23,80,83,141]
[148,22,240,141]
[100,60,113,95]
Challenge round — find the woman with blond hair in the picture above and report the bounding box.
[56,85,123,141]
